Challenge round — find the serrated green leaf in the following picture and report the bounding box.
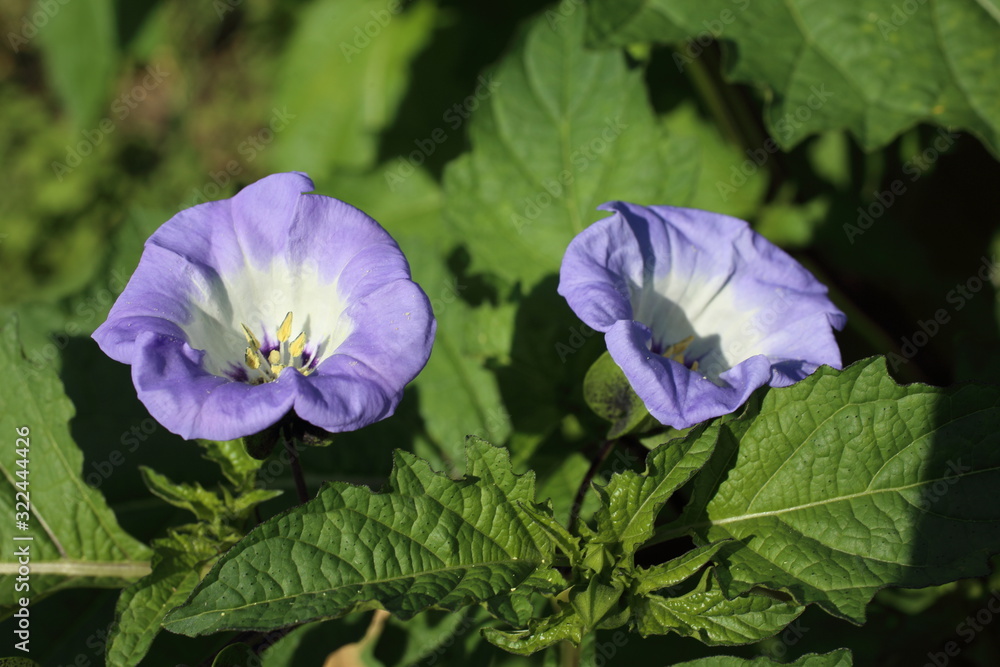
[570,576,626,629]
[583,351,656,439]
[634,541,731,596]
[140,467,226,523]
[588,0,1000,154]
[482,605,585,656]
[0,319,150,610]
[200,439,267,491]
[272,0,438,177]
[663,357,1000,623]
[163,439,558,636]
[443,1,689,290]
[672,649,853,666]
[633,571,804,644]
[519,501,582,565]
[105,549,205,667]
[591,426,717,558]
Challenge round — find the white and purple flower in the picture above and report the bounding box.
[559,202,846,429]
[94,172,435,441]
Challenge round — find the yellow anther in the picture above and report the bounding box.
[241,323,261,349]
[271,363,285,375]
[277,312,293,343]
[290,331,307,358]
[662,335,695,362]
[268,349,281,365]
[690,360,699,372]
[245,347,261,370]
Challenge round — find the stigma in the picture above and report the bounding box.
[239,312,316,384]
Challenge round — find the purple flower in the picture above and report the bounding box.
[559,202,846,429]
[94,173,436,441]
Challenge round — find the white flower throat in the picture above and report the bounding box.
[240,311,315,384]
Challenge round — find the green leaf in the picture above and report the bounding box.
[591,427,717,558]
[519,501,582,566]
[482,606,585,656]
[163,438,558,636]
[443,1,688,290]
[587,0,1000,154]
[212,643,258,667]
[633,541,731,596]
[665,357,1000,623]
[0,659,42,667]
[140,467,226,523]
[672,649,853,666]
[272,0,438,177]
[633,571,804,644]
[0,319,150,610]
[200,439,269,490]
[105,548,204,667]
[583,351,656,439]
[36,0,117,127]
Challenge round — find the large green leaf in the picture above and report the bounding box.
[660,357,1000,623]
[0,319,150,610]
[588,0,1000,154]
[443,1,689,290]
[272,0,438,178]
[163,438,559,636]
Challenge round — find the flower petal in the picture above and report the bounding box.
[606,320,773,430]
[131,332,296,440]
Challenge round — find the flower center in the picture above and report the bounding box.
[658,335,700,373]
[239,311,316,384]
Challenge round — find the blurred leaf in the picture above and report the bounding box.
[272,0,439,178]
[164,439,559,636]
[37,0,118,127]
[588,0,1000,154]
[660,102,768,218]
[321,165,512,470]
[755,196,830,248]
[0,319,150,611]
[443,1,689,290]
[664,357,1000,623]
